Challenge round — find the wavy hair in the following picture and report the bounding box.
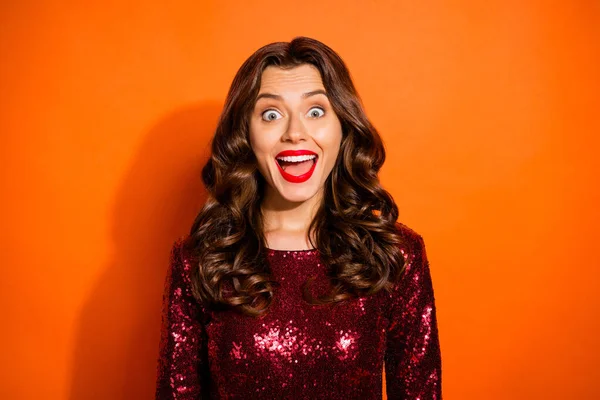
[183,36,409,317]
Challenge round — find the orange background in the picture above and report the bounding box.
[2,1,599,399]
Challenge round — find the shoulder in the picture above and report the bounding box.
[386,222,434,305]
[391,221,431,292]
[394,221,427,261]
[165,236,212,319]
[395,221,423,242]
[165,236,197,291]
[168,237,186,270]
[170,236,198,269]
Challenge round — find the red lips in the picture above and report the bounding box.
[275,149,317,157]
[275,149,318,183]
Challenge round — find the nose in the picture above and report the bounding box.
[281,112,308,143]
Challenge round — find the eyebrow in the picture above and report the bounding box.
[255,89,328,102]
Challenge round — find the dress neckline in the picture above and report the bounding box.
[266,248,316,252]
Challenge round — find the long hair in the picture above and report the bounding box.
[183,36,408,317]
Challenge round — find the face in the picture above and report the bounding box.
[249,64,343,204]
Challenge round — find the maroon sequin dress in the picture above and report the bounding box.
[155,224,442,399]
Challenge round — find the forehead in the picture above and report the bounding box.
[258,64,325,93]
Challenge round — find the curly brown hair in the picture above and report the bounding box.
[182,36,409,317]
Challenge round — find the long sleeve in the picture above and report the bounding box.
[384,233,442,399]
[155,239,209,399]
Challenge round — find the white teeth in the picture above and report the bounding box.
[276,155,317,163]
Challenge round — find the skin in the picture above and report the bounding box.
[249,64,343,250]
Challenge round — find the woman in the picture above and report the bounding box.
[155,36,442,399]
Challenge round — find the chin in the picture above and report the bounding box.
[275,182,322,203]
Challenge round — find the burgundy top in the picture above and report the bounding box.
[155,224,442,399]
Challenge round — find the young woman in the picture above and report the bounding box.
[155,36,442,399]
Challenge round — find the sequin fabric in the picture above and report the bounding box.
[155,224,442,399]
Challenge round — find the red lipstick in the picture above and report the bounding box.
[275,150,318,183]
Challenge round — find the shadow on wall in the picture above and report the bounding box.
[69,102,222,399]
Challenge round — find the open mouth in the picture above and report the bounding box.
[275,154,318,183]
[276,154,317,175]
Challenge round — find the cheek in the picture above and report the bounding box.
[315,120,343,155]
[249,126,278,171]
[248,123,260,150]
[249,125,269,156]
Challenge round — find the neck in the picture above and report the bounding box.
[260,187,323,248]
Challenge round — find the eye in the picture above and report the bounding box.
[261,109,283,122]
[307,107,325,118]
